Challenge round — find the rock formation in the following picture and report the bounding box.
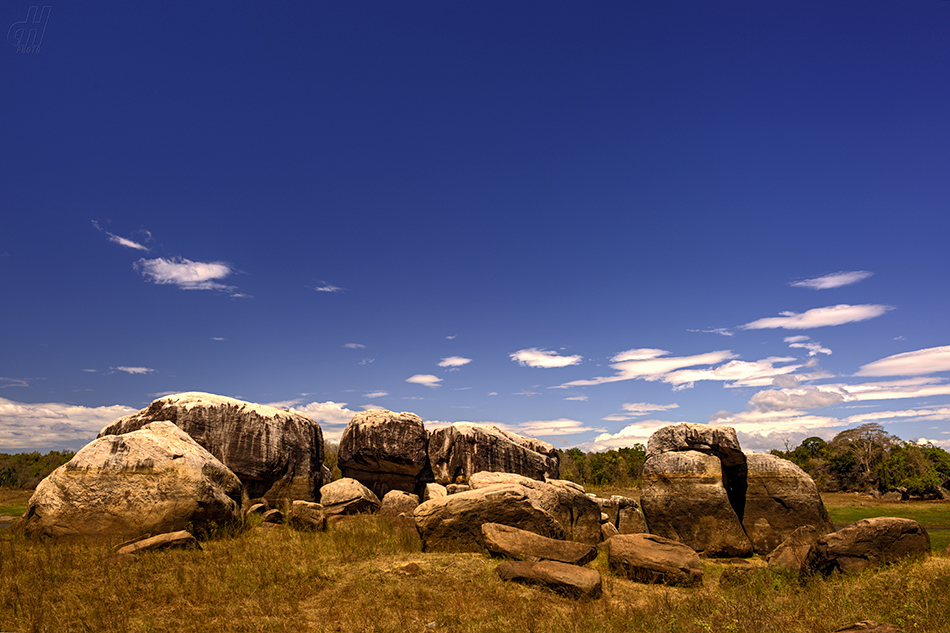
[98,392,324,502]
[802,517,931,575]
[338,410,429,498]
[606,533,703,586]
[743,453,835,554]
[18,421,242,539]
[319,478,381,516]
[481,523,598,565]
[427,423,558,484]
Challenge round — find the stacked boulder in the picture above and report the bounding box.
[641,423,834,557]
[338,410,430,498]
[98,392,325,502]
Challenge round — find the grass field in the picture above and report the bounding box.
[2,488,949,632]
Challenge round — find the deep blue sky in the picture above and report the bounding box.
[2,1,949,453]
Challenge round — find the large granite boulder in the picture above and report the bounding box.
[647,423,747,519]
[640,450,753,557]
[18,421,242,539]
[413,484,564,552]
[98,392,324,502]
[481,523,598,565]
[319,478,381,516]
[606,533,703,587]
[803,517,930,576]
[338,410,429,498]
[469,471,601,544]
[427,423,558,485]
[767,525,825,574]
[743,453,835,554]
[495,560,602,599]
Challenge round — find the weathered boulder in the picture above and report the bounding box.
[618,504,648,534]
[262,509,284,524]
[647,423,747,520]
[602,522,620,539]
[423,483,447,501]
[289,500,327,531]
[495,560,602,599]
[640,450,753,557]
[412,484,564,552]
[18,421,242,539]
[766,525,824,574]
[427,423,558,484]
[338,410,429,498]
[98,392,324,502]
[116,530,200,555]
[803,517,930,575]
[606,533,703,587]
[470,472,601,544]
[319,478,380,516]
[743,453,835,554]
[379,490,420,518]
[481,523,598,565]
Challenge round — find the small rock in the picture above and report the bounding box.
[834,622,903,632]
[116,530,200,555]
[262,509,284,524]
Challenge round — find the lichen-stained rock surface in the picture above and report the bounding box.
[18,421,242,539]
[427,423,558,485]
[319,478,381,516]
[803,517,931,576]
[743,453,835,554]
[338,410,428,498]
[606,533,703,587]
[640,450,753,557]
[98,392,324,502]
[469,472,601,544]
[766,525,825,574]
[413,484,564,553]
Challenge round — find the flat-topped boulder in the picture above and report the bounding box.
[482,523,598,565]
[606,533,703,587]
[803,517,931,576]
[413,484,564,552]
[338,410,429,498]
[640,450,752,557]
[319,478,380,516]
[495,560,602,599]
[98,392,324,502]
[18,421,242,539]
[743,453,835,554]
[427,423,558,485]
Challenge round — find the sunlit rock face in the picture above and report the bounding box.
[337,409,429,498]
[427,423,558,485]
[19,421,242,539]
[98,392,324,502]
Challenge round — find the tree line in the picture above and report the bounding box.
[0,451,74,489]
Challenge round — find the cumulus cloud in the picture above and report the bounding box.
[0,397,138,451]
[516,418,606,436]
[791,271,873,290]
[285,400,359,442]
[438,356,472,368]
[747,377,950,414]
[406,374,442,388]
[135,257,235,292]
[740,304,892,330]
[856,345,950,377]
[112,366,155,375]
[510,348,582,369]
[749,386,848,412]
[578,419,676,451]
[785,335,832,356]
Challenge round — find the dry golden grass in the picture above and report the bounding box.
[2,511,950,633]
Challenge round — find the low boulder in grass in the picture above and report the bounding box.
[606,533,703,587]
[379,490,420,518]
[413,484,564,553]
[766,525,824,574]
[482,523,598,565]
[319,478,381,516]
[802,517,930,576]
[495,561,602,599]
[289,500,327,531]
[834,622,903,633]
[116,530,200,556]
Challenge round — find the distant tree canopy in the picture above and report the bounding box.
[773,423,950,497]
[0,451,74,489]
[557,445,647,487]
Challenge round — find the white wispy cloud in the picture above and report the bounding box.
[93,220,150,251]
[784,335,832,356]
[688,328,734,337]
[135,257,235,292]
[579,419,677,451]
[740,304,892,330]
[112,366,155,375]
[0,377,29,388]
[510,348,582,369]
[211,337,226,341]
[364,391,389,399]
[791,271,873,290]
[406,374,442,388]
[747,377,950,412]
[0,397,138,450]
[564,395,588,401]
[560,348,737,387]
[516,418,605,436]
[343,343,366,349]
[602,402,680,422]
[438,356,472,368]
[856,345,950,377]
[314,282,343,293]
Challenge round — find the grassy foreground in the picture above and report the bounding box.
[1,490,949,633]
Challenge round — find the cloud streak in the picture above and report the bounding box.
[856,345,950,377]
[510,348,582,368]
[406,374,442,388]
[740,304,892,330]
[790,271,873,290]
[438,356,472,368]
[135,257,235,291]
